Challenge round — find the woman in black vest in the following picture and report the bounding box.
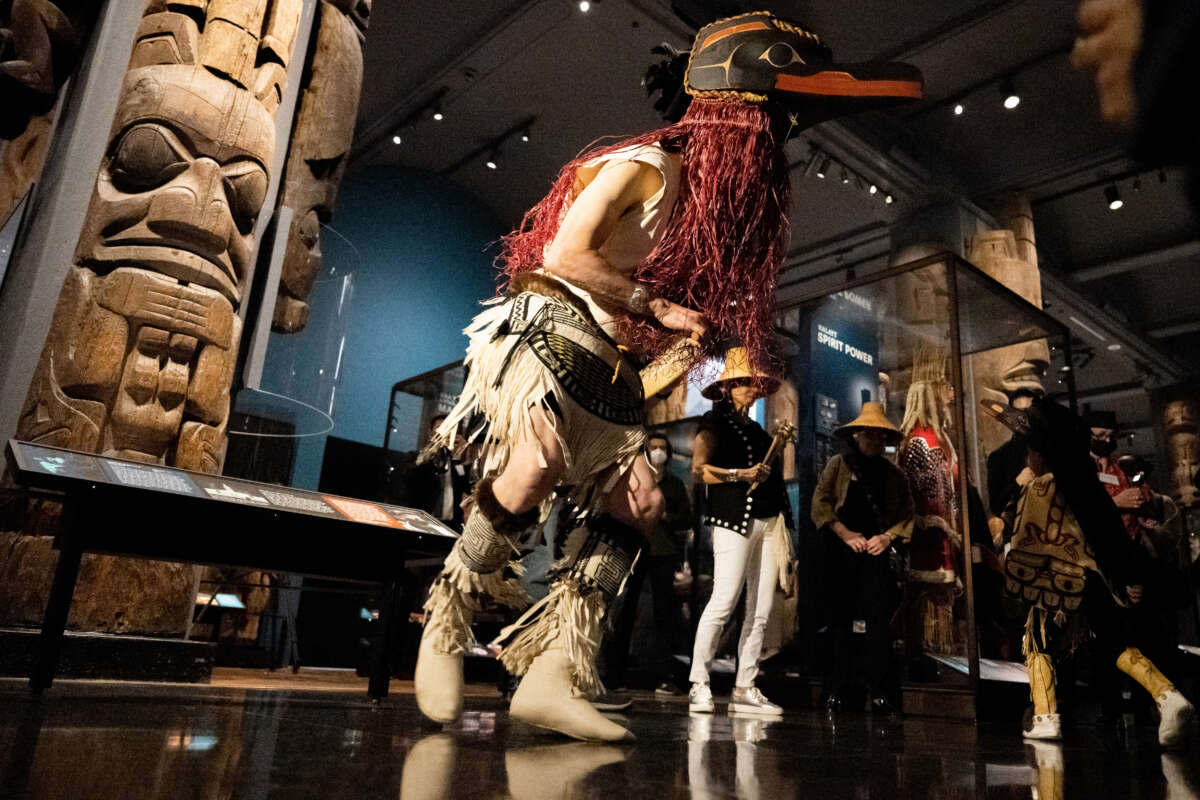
[688,348,789,716]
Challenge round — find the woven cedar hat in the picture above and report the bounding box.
[701,346,781,399]
[836,401,902,444]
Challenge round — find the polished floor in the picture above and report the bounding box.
[0,672,1196,799]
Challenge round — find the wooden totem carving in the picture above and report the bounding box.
[271,0,370,333]
[1163,399,1199,508]
[0,0,302,634]
[0,0,100,227]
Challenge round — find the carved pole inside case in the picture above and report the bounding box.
[0,0,303,634]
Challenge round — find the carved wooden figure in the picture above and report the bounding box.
[0,0,100,227]
[1163,399,1199,508]
[0,0,302,634]
[272,0,370,333]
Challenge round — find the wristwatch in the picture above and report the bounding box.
[629,285,651,315]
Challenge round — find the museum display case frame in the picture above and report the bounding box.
[777,250,1075,716]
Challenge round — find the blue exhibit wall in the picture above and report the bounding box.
[287,166,505,489]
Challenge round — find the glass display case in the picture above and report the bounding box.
[773,251,1074,713]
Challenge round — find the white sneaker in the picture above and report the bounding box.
[729,686,782,717]
[1022,713,1061,740]
[1156,688,1195,748]
[689,682,715,713]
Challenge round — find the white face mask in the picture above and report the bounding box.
[648,447,669,466]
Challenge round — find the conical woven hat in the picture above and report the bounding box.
[701,347,780,399]
[836,401,902,442]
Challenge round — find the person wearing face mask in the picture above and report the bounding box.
[1086,410,1143,539]
[812,403,914,713]
[598,432,693,699]
[687,348,791,716]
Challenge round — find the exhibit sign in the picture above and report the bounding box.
[7,440,458,540]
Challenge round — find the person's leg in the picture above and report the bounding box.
[689,526,751,685]
[733,518,780,689]
[504,455,661,742]
[861,553,894,702]
[647,555,682,686]
[824,537,855,704]
[599,555,647,689]
[1089,579,1198,747]
[1023,607,1061,740]
[416,408,563,724]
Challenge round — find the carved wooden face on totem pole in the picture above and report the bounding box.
[1164,400,1199,507]
[272,0,371,333]
[966,230,1050,462]
[18,0,300,472]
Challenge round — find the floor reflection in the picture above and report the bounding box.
[0,679,1196,799]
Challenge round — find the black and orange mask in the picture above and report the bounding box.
[684,12,923,115]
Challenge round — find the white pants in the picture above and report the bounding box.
[689,517,779,688]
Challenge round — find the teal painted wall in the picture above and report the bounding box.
[286,167,504,489]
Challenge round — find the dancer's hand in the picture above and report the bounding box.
[650,297,708,340]
[865,533,892,556]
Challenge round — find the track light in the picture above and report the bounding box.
[1001,77,1020,109]
[840,165,851,184]
[578,0,590,10]
[1105,184,1123,211]
[432,103,444,121]
[953,102,964,116]
[869,184,878,195]
[391,133,402,145]
[815,153,830,179]
[884,194,894,204]
[520,128,531,143]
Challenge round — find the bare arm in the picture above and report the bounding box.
[544,160,706,339]
[692,428,764,485]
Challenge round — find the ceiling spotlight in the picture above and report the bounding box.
[953,102,964,116]
[869,184,878,195]
[1000,77,1020,109]
[520,128,531,143]
[1105,184,1123,211]
[485,149,499,169]
[578,0,590,10]
[391,134,402,145]
[432,105,444,122]
[840,165,851,184]
[884,194,894,204]
[1106,343,1123,352]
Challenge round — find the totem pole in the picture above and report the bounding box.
[1163,399,1199,508]
[208,0,371,643]
[0,0,303,633]
[0,0,101,228]
[272,0,370,333]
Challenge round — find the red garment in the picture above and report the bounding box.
[1094,455,1140,539]
[900,426,960,580]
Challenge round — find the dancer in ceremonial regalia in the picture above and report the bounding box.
[414,11,923,742]
[985,398,1194,747]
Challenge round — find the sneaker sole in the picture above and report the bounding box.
[688,703,715,713]
[728,703,782,716]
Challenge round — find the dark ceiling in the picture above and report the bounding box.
[346,0,1199,455]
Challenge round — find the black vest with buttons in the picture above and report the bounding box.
[701,405,786,535]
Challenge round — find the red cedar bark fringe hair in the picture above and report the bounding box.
[497,98,791,380]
